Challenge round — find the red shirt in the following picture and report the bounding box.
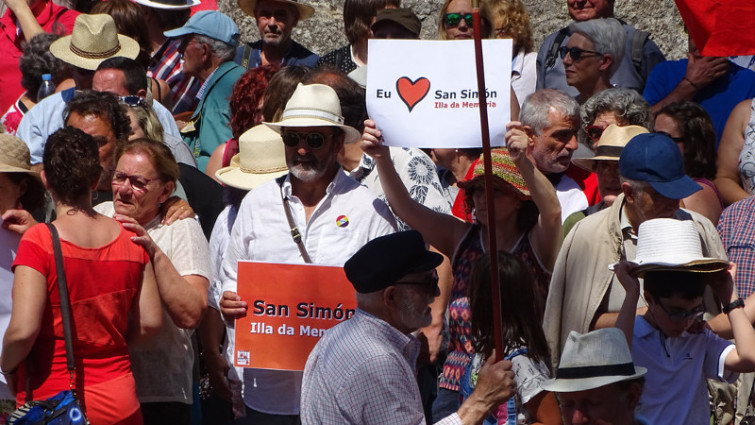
[0,1,78,112]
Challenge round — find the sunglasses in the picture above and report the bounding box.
[281,131,328,150]
[657,301,705,322]
[443,12,473,28]
[585,125,605,143]
[119,95,147,108]
[558,46,602,61]
[653,131,685,144]
[111,170,159,193]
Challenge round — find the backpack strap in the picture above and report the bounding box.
[545,27,570,69]
[241,44,253,69]
[631,29,650,77]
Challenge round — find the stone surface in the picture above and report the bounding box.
[221,0,687,61]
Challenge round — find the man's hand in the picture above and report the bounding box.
[685,54,730,90]
[205,352,233,401]
[1,209,38,235]
[220,291,247,322]
[710,262,738,305]
[457,350,516,424]
[612,261,640,298]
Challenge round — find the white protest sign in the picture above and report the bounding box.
[366,39,512,149]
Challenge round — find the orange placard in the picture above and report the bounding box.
[234,261,356,371]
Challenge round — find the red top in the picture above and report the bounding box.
[0,1,79,112]
[12,223,148,403]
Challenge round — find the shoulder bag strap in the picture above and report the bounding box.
[277,176,312,263]
[545,28,570,69]
[46,224,77,380]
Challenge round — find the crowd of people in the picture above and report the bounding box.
[1,0,755,424]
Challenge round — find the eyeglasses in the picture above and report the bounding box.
[119,95,147,108]
[653,131,685,144]
[585,125,605,143]
[558,46,602,61]
[281,131,328,150]
[657,301,705,322]
[111,170,159,193]
[443,13,473,28]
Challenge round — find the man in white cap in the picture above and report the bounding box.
[219,83,397,423]
[542,328,647,425]
[234,0,318,69]
[164,10,244,172]
[16,14,178,170]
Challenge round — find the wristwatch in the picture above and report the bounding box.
[723,298,745,314]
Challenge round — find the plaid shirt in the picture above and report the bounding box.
[718,196,755,297]
[301,309,462,424]
[149,38,201,114]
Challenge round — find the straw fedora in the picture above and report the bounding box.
[264,83,362,144]
[215,125,288,190]
[238,0,315,20]
[541,328,646,393]
[0,134,40,179]
[132,0,200,10]
[611,218,729,276]
[572,124,648,171]
[49,14,140,71]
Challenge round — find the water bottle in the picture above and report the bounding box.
[37,74,55,101]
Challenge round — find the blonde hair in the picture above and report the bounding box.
[485,0,533,52]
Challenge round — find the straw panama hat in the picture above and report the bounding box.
[572,124,649,171]
[264,83,362,144]
[49,14,139,71]
[610,218,729,276]
[238,0,315,20]
[0,134,41,179]
[215,125,288,190]
[541,328,646,393]
[132,0,200,10]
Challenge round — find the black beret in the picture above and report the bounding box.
[344,231,443,293]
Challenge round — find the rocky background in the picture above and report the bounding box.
[219,0,688,61]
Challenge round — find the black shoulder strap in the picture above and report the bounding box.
[46,224,76,375]
[545,27,570,69]
[50,7,69,36]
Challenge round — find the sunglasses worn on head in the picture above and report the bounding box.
[120,95,147,108]
[443,13,473,28]
[282,131,327,150]
[559,46,602,61]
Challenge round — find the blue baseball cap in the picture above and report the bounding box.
[164,11,240,46]
[619,133,701,200]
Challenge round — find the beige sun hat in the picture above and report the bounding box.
[238,0,315,20]
[263,83,362,144]
[49,14,140,71]
[0,134,40,179]
[542,328,646,393]
[572,124,649,171]
[215,125,288,190]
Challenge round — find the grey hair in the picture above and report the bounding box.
[520,89,579,135]
[568,18,625,77]
[581,88,652,130]
[619,176,650,195]
[194,34,236,62]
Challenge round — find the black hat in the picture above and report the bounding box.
[344,231,443,293]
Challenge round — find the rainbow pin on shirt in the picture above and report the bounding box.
[336,215,349,228]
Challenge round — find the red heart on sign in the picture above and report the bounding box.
[396,76,431,112]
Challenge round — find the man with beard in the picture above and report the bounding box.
[543,132,726,368]
[218,82,396,424]
[301,231,516,424]
[234,0,318,69]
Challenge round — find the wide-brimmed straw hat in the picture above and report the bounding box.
[215,125,288,190]
[0,134,41,179]
[132,0,200,10]
[572,125,648,171]
[49,14,139,71]
[542,328,646,393]
[264,83,361,144]
[238,0,314,20]
[457,149,531,200]
[611,218,729,276]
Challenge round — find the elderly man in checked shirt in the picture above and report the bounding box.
[301,231,516,424]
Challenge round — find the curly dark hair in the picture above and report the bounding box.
[43,127,102,206]
[230,65,280,139]
[656,101,717,180]
[19,33,68,102]
[261,65,312,122]
[343,0,401,45]
[469,252,551,365]
[64,90,132,144]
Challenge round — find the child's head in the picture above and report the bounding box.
[469,251,550,363]
[643,270,706,337]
